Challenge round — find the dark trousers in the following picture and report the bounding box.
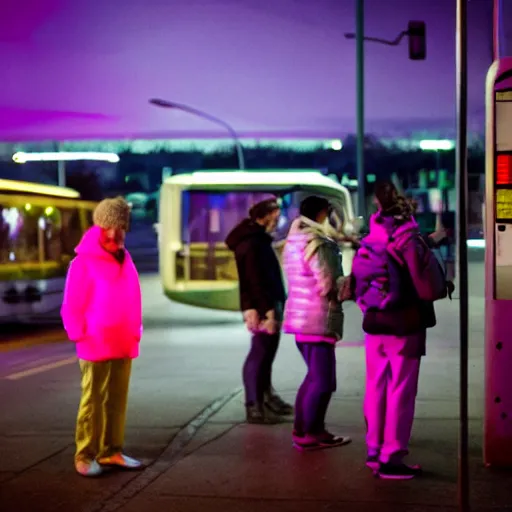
[294,342,337,435]
[243,332,280,406]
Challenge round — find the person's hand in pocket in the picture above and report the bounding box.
[259,310,278,334]
[243,309,260,332]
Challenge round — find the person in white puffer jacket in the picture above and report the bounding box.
[282,195,352,451]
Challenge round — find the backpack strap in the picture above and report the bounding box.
[386,233,406,267]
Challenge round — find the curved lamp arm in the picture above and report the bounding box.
[149,98,245,170]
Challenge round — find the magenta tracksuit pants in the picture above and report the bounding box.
[364,331,425,464]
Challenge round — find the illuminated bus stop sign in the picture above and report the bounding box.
[484,59,512,469]
[494,88,512,296]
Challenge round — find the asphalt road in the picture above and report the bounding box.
[0,260,511,511]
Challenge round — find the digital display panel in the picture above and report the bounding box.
[496,188,512,222]
[496,90,512,152]
[497,154,512,185]
[495,89,512,224]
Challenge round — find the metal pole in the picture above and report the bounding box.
[456,0,470,510]
[493,0,505,61]
[234,140,246,171]
[56,141,66,187]
[356,0,365,219]
[493,0,500,60]
[57,160,66,187]
[185,110,245,170]
[197,110,245,170]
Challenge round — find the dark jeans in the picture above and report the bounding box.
[243,332,280,406]
[294,342,337,435]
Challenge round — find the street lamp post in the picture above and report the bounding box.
[456,0,469,510]
[148,99,246,170]
[493,0,505,61]
[355,0,365,220]
[346,9,426,220]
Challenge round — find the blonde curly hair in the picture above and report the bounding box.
[93,197,131,231]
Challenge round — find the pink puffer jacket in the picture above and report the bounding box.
[61,226,143,362]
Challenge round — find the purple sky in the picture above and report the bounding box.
[0,0,498,141]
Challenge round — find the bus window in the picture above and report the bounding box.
[61,209,83,256]
[180,190,292,281]
[182,191,279,245]
[178,189,351,281]
[83,208,94,229]
[0,209,8,263]
[0,204,24,263]
[41,205,62,262]
[0,204,40,263]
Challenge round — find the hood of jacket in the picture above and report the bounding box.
[75,225,125,259]
[287,216,338,261]
[225,218,270,251]
[61,225,142,363]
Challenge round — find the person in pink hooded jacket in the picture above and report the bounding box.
[61,197,143,477]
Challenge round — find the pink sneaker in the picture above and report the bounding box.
[97,453,143,470]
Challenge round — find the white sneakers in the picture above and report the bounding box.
[75,459,103,477]
[75,453,143,477]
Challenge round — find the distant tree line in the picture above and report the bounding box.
[0,139,485,201]
[58,144,487,200]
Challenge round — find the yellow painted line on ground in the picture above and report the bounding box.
[0,329,67,353]
[5,356,77,381]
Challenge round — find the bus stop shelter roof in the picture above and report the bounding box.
[0,0,488,142]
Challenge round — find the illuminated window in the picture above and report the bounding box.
[61,209,82,256]
[41,205,62,262]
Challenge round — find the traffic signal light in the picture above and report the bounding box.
[408,21,426,60]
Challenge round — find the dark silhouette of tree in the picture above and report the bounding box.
[66,169,105,201]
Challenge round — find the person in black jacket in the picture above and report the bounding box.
[225,198,293,424]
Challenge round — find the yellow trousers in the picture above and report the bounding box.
[75,358,132,462]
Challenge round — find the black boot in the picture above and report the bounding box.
[246,404,278,424]
[264,391,294,416]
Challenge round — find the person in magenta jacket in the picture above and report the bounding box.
[61,197,143,477]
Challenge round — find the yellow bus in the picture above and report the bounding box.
[158,170,358,311]
[0,179,97,323]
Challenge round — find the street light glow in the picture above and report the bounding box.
[330,140,343,151]
[419,139,455,151]
[12,151,120,164]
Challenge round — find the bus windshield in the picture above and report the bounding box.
[181,190,344,245]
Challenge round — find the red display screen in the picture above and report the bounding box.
[497,154,512,185]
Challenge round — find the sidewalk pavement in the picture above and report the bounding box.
[109,263,511,512]
[3,260,511,511]
[115,391,511,512]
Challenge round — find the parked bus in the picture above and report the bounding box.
[0,179,97,323]
[158,170,358,311]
